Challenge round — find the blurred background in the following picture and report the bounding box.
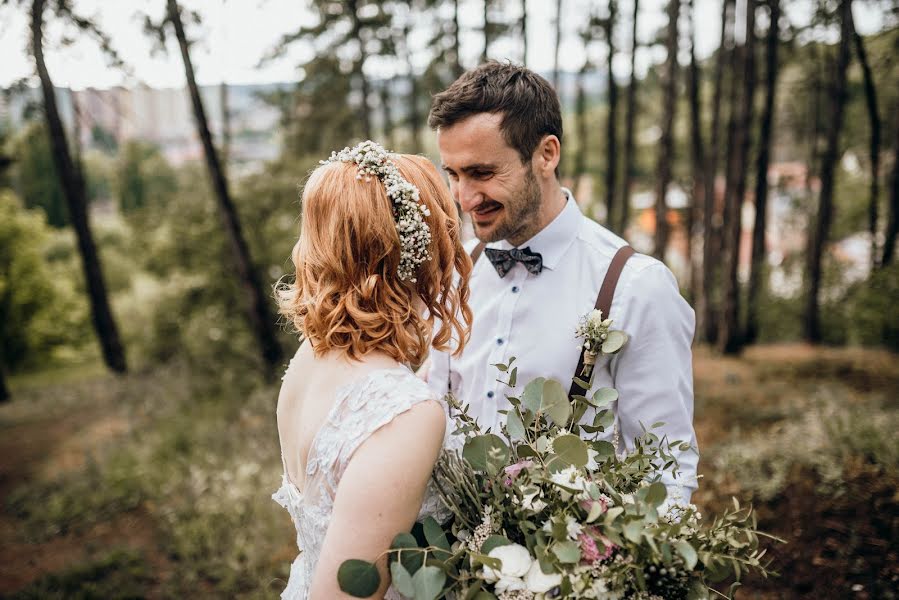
[0,0,897,598]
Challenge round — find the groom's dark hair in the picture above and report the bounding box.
[428,61,563,170]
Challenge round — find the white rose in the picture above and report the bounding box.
[525,561,562,593]
[482,543,533,582]
[495,574,528,594]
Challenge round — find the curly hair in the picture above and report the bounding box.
[276,153,472,365]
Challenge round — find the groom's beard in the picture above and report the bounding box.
[476,167,542,244]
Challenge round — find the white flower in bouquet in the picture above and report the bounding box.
[521,489,547,513]
[565,515,583,540]
[483,543,533,592]
[524,561,562,593]
[550,466,590,498]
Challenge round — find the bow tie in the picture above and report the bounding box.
[484,246,544,278]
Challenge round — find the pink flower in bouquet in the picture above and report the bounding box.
[579,529,616,564]
[503,459,534,485]
[579,496,608,515]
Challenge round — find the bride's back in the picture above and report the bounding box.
[276,341,404,490]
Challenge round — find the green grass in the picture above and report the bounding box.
[10,549,153,600]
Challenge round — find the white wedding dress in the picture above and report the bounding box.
[272,365,453,600]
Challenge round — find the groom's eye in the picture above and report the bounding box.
[471,170,493,180]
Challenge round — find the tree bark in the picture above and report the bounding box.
[348,0,372,139]
[745,0,780,345]
[702,0,734,344]
[553,0,563,91]
[850,11,881,270]
[453,0,462,75]
[521,0,528,66]
[718,0,757,354]
[803,0,852,343]
[618,0,639,235]
[686,0,706,308]
[652,0,680,260]
[883,114,899,266]
[0,367,8,403]
[482,0,491,63]
[31,0,127,374]
[575,60,589,179]
[219,81,230,174]
[167,0,283,372]
[604,1,619,230]
[380,80,394,150]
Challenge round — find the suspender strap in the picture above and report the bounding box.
[568,245,636,400]
[470,241,487,266]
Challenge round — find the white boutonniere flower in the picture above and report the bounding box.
[574,309,628,377]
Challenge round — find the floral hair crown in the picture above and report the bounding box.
[322,140,432,282]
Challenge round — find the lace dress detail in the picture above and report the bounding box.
[272,367,452,600]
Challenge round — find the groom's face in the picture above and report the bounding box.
[437,113,542,245]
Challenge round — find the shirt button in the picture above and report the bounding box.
[497,338,504,345]
[512,286,520,293]
[487,391,494,398]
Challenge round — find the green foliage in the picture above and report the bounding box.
[114,141,177,213]
[0,191,90,371]
[844,262,899,350]
[9,549,153,600]
[10,121,68,227]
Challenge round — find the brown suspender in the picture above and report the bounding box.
[467,242,635,399]
[568,245,636,399]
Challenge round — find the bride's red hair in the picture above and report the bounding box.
[277,154,472,365]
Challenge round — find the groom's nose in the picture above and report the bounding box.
[456,178,481,213]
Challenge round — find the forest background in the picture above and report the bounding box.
[0,0,897,597]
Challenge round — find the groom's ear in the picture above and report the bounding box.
[532,134,561,179]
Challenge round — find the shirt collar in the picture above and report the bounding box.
[490,188,582,271]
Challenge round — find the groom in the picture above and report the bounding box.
[425,62,698,503]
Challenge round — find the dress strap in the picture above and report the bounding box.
[568,245,636,400]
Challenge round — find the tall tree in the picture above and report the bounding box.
[718,0,757,354]
[745,0,780,345]
[702,0,735,343]
[803,0,853,343]
[849,10,881,270]
[30,0,127,373]
[574,56,591,180]
[521,0,528,66]
[219,82,230,173]
[553,0,564,90]
[603,0,619,229]
[652,0,681,260]
[163,0,283,372]
[618,0,640,235]
[379,80,395,150]
[883,112,899,266]
[686,0,707,307]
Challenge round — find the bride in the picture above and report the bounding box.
[272,141,472,599]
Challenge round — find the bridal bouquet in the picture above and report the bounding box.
[339,359,777,600]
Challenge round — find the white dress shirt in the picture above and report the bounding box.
[428,191,698,502]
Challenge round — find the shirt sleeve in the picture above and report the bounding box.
[610,261,699,504]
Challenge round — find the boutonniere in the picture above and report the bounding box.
[574,309,628,377]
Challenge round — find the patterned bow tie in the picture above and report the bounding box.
[484,246,544,278]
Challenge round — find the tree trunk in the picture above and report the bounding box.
[553,0,563,91]
[31,0,127,374]
[402,23,422,154]
[883,114,899,266]
[850,12,881,270]
[521,0,528,66]
[482,0,491,63]
[803,0,852,343]
[718,0,757,354]
[652,0,680,260]
[745,0,780,345]
[219,81,231,174]
[167,0,283,372]
[575,61,589,179]
[618,0,639,235]
[348,0,372,139]
[604,1,618,230]
[453,0,462,76]
[686,0,706,308]
[702,0,734,344]
[380,81,394,150]
[0,366,8,403]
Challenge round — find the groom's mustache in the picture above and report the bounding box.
[469,199,503,214]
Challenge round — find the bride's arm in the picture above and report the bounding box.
[308,399,447,600]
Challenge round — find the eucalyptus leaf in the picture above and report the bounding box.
[592,440,616,458]
[552,541,581,564]
[337,559,380,597]
[542,379,571,425]
[622,519,644,543]
[675,540,699,570]
[591,387,619,407]
[463,434,510,472]
[390,562,415,597]
[644,482,667,507]
[521,377,546,413]
[550,434,588,467]
[601,330,628,353]
[422,516,450,552]
[593,409,615,429]
[411,565,446,600]
[506,410,526,440]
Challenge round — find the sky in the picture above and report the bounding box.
[0,0,890,91]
